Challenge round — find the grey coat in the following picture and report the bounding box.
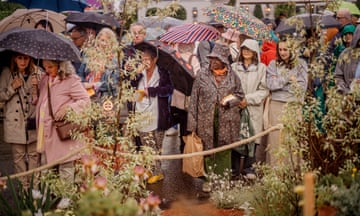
[266,58,308,102]
[0,67,37,144]
[334,25,360,94]
[187,68,245,151]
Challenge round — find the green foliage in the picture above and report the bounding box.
[253,4,263,20]
[0,175,61,216]
[146,7,159,16]
[145,3,186,20]
[274,3,295,18]
[226,0,236,6]
[75,190,139,216]
[0,2,25,21]
[331,182,360,215]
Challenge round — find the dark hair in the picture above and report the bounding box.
[10,52,35,75]
[142,47,158,59]
[239,46,258,65]
[34,19,54,32]
[71,26,88,37]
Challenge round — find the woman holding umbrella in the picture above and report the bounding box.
[132,45,173,184]
[36,60,90,182]
[0,52,41,187]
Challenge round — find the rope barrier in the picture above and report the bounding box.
[93,124,283,160]
[0,146,89,181]
[0,124,283,181]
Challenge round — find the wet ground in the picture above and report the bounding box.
[147,134,207,208]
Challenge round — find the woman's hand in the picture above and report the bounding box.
[239,98,247,109]
[11,77,23,90]
[55,104,70,121]
[30,74,38,86]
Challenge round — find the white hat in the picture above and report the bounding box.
[66,23,76,32]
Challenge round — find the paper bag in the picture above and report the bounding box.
[182,132,205,177]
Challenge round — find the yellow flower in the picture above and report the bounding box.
[294,185,305,194]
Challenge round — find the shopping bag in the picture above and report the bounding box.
[182,132,205,177]
[234,108,255,157]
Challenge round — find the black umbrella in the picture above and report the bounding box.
[275,13,340,35]
[135,40,194,96]
[0,28,80,61]
[65,12,120,32]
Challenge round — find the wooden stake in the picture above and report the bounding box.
[304,172,315,216]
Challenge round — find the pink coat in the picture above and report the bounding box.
[36,74,90,164]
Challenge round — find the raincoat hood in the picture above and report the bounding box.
[240,39,260,63]
[350,25,360,48]
[342,25,356,35]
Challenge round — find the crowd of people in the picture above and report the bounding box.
[0,7,360,190]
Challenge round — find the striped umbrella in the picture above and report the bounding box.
[159,23,220,44]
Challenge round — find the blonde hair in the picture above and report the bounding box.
[44,60,75,80]
[96,27,119,53]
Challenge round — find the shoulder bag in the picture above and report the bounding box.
[47,83,82,141]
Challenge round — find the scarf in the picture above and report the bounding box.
[212,67,227,76]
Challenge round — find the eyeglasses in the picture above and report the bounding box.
[336,16,345,20]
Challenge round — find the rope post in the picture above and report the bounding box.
[303,172,315,216]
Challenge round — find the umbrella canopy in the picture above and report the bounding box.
[0,28,80,62]
[146,27,166,40]
[205,6,271,40]
[0,9,66,33]
[8,0,88,12]
[135,40,194,96]
[139,16,185,29]
[87,0,102,9]
[339,1,360,15]
[275,13,341,35]
[65,12,120,32]
[159,23,220,44]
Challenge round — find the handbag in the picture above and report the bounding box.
[53,120,82,141]
[182,132,205,177]
[26,117,36,130]
[47,83,82,141]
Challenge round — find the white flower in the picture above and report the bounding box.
[32,189,43,200]
[331,184,338,192]
[34,209,43,216]
[57,198,71,209]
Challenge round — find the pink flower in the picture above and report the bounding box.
[0,179,7,190]
[134,165,145,176]
[93,176,107,190]
[81,155,98,175]
[146,193,161,208]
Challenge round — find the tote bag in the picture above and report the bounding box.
[182,132,205,177]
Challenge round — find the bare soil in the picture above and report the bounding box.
[161,198,244,216]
